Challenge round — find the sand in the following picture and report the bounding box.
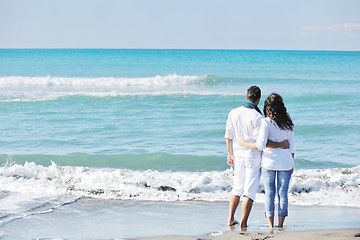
[1,198,359,239]
[139,229,360,240]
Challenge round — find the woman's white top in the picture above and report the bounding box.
[262,117,295,171]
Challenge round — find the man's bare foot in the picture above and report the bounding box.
[228,219,239,226]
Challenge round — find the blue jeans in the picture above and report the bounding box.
[262,168,293,217]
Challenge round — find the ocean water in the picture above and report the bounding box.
[0,49,360,227]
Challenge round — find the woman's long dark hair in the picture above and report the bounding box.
[263,93,294,131]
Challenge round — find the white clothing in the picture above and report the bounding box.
[225,106,267,200]
[231,156,261,201]
[224,106,268,159]
[261,117,295,171]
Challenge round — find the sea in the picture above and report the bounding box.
[0,49,359,235]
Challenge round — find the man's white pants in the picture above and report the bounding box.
[231,156,261,201]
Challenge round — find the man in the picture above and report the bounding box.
[224,86,287,228]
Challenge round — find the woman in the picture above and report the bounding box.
[238,93,295,229]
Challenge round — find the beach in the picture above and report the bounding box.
[0,49,359,239]
[1,198,359,239]
[142,230,360,240]
[1,0,360,238]
[143,229,360,240]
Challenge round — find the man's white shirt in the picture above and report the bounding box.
[224,106,268,159]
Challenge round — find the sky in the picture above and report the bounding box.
[0,0,360,50]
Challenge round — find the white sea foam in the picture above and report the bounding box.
[0,74,207,87]
[0,162,359,207]
[287,167,360,206]
[0,74,244,102]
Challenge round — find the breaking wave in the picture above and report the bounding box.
[0,74,243,102]
[0,161,359,206]
[0,74,208,87]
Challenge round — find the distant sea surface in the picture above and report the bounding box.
[0,49,359,210]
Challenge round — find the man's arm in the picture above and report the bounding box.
[237,139,257,149]
[238,139,289,149]
[266,140,289,149]
[226,138,235,166]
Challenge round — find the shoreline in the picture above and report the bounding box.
[1,198,359,239]
[139,229,360,240]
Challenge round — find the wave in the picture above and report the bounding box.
[0,74,244,102]
[0,74,207,87]
[0,161,359,206]
[0,74,358,102]
[286,166,360,207]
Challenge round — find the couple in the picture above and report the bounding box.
[224,86,295,230]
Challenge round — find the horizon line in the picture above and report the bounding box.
[1,47,359,52]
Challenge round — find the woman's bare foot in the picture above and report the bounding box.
[240,226,248,232]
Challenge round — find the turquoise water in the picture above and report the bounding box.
[1,49,359,171]
[1,49,360,238]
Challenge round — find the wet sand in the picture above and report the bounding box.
[1,198,359,239]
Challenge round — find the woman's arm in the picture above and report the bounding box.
[238,139,290,150]
[288,131,296,155]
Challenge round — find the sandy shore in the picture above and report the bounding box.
[140,229,360,240]
[1,198,359,239]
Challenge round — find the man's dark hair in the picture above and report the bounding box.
[247,86,261,102]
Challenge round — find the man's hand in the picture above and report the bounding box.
[227,154,235,167]
[266,139,290,149]
[279,140,290,149]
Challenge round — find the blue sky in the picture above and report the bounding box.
[0,0,359,50]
